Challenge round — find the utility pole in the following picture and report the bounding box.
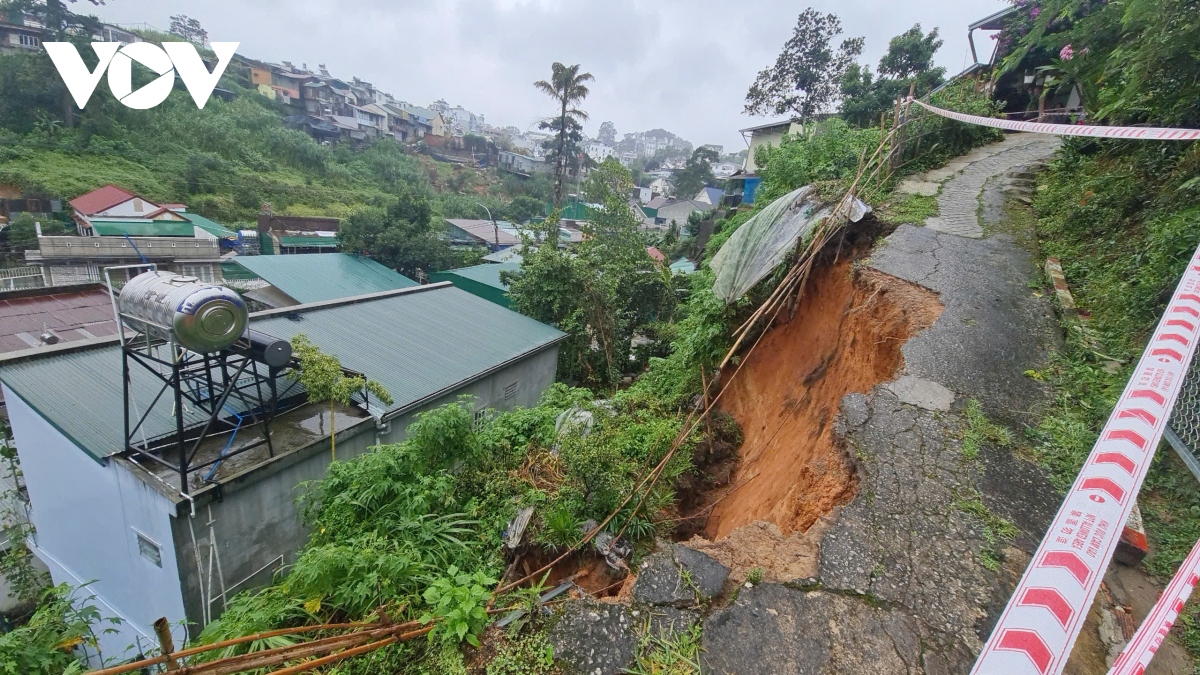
[477,203,500,250]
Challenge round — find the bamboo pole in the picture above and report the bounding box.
[265,626,434,675]
[87,622,383,675]
[154,618,179,671]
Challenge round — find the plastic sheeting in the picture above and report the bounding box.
[709,185,870,304]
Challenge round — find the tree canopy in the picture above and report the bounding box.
[506,159,673,388]
[672,145,719,200]
[839,23,946,128]
[338,189,473,280]
[534,62,593,206]
[744,9,864,121]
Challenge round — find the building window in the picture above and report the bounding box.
[180,264,214,282]
[504,381,518,401]
[19,34,39,47]
[135,530,163,567]
[472,408,490,432]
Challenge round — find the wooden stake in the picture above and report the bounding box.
[700,367,713,443]
[153,617,179,671]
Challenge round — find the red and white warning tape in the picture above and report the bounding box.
[1108,536,1200,675]
[970,243,1200,675]
[912,99,1200,141]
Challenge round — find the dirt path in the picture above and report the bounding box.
[700,133,1191,674]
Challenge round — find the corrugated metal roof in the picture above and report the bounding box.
[434,262,519,291]
[0,342,222,462]
[446,219,523,246]
[0,285,564,461]
[232,253,416,304]
[279,236,338,248]
[0,287,118,353]
[90,219,196,237]
[179,212,237,238]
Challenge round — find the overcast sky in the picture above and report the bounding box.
[86,0,1007,151]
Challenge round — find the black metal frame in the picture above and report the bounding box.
[122,332,285,494]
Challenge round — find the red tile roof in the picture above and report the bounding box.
[0,287,118,353]
[646,246,666,262]
[69,185,137,216]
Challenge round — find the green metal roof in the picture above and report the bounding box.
[232,253,417,304]
[89,214,237,239]
[0,285,565,461]
[431,262,519,291]
[179,212,237,238]
[90,219,196,237]
[669,259,696,275]
[279,236,338,248]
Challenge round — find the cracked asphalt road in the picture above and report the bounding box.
[702,134,1071,674]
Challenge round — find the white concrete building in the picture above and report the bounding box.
[0,285,564,664]
[585,141,615,162]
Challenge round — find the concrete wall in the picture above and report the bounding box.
[170,413,377,635]
[37,236,219,260]
[4,384,187,664]
[379,345,560,445]
[171,346,556,632]
[745,122,803,173]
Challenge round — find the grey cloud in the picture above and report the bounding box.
[89,0,1008,149]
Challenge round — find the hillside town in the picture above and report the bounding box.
[3,1,1200,674]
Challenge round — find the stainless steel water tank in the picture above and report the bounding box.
[119,271,248,353]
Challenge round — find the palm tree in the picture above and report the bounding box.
[534,63,594,207]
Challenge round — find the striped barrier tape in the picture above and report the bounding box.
[1108,536,1200,675]
[911,99,1200,141]
[970,242,1200,675]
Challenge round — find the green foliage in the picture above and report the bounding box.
[672,146,719,200]
[627,621,703,675]
[746,567,765,585]
[293,334,393,412]
[744,9,864,121]
[899,80,1004,172]
[508,195,546,224]
[193,586,312,661]
[877,24,945,81]
[0,447,45,606]
[955,496,1019,571]
[753,119,881,205]
[1003,0,1200,653]
[999,0,1200,128]
[485,631,558,675]
[405,399,480,471]
[538,502,580,550]
[874,193,939,225]
[419,566,496,647]
[3,211,66,253]
[0,584,106,675]
[292,334,393,460]
[339,188,473,279]
[840,24,945,127]
[961,399,1014,461]
[506,161,673,389]
[534,62,594,205]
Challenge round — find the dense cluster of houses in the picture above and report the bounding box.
[0,9,142,55]
[243,59,458,146]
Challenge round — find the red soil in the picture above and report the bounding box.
[702,261,943,539]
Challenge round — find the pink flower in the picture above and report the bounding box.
[1031,6,1041,17]
[1060,44,1074,61]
